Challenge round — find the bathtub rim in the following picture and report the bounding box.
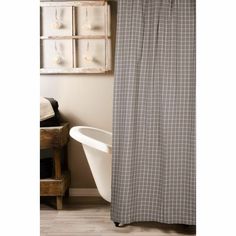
[70,126,112,154]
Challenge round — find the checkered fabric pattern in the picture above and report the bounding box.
[111,0,196,225]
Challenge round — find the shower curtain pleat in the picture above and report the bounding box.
[111,0,196,225]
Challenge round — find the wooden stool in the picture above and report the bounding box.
[40,122,70,209]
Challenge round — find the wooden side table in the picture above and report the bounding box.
[40,122,70,209]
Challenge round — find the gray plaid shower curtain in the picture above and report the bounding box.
[111,0,196,225]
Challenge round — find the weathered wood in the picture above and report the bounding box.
[40,67,108,74]
[104,1,108,71]
[40,123,69,149]
[40,35,111,40]
[40,171,70,196]
[40,122,70,209]
[56,196,63,210]
[40,1,111,74]
[40,8,43,68]
[40,1,106,7]
[72,6,77,68]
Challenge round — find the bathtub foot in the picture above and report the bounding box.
[114,222,121,227]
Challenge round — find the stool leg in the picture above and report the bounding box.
[56,196,63,210]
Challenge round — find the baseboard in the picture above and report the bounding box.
[69,188,100,197]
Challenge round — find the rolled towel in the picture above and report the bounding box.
[40,97,55,121]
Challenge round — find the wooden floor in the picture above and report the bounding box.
[40,197,196,236]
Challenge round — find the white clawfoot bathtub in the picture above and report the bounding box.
[69,126,112,202]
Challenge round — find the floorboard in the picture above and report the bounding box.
[40,197,196,236]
